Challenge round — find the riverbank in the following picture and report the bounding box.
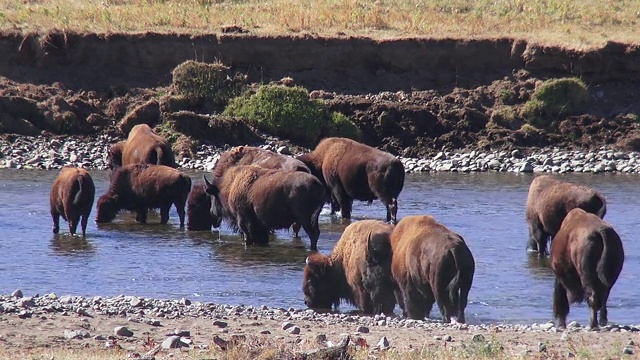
[3,133,640,175]
[0,291,637,360]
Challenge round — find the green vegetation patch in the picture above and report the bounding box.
[224,84,358,144]
[520,77,588,128]
[171,60,246,105]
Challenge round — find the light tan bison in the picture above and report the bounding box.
[526,175,607,257]
[298,137,405,223]
[96,164,191,227]
[302,220,396,315]
[107,124,176,176]
[50,166,95,237]
[204,165,325,250]
[391,215,475,323]
[551,208,624,329]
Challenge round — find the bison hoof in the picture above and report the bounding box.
[52,227,59,234]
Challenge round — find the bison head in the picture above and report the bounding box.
[203,175,223,228]
[95,194,120,223]
[302,253,338,311]
[363,232,396,315]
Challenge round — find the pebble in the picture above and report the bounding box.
[624,346,634,355]
[114,326,134,337]
[377,336,390,350]
[162,335,183,349]
[12,289,23,298]
[287,326,301,335]
[356,326,369,333]
[212,320,228,328]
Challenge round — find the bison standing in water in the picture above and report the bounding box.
[550,208,624,329]
[107,124,177,175]
[302,220,396,315]
[204,165,325,250]
[526,175,607,257]
[390,215,475,323]
[50,166,95,237]
[96,164,191,227]
[298,137,405,224]
[187,145,310,233]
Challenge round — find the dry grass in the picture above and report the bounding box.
[0,0,639,47]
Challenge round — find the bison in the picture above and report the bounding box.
[96,164,192,227]
[107,124,177,175]
[297,137,405,224]
[187,145,311,233]
[204,165,325,250]
[302,220,396,315]
[50,166,96,237]
[390,215,475,323]
[526,175,607,257]
[186,183,215,231]
[550,208,624,329]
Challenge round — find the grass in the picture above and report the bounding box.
[0,0,639,47]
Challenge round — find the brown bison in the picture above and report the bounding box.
[107,124,177,174]
[526,175,607,257]
[204,165,325,250]
[303,220,396,315]
[390,215,475,323]
[187,145,311,233]
[297,137,405,223]
[186,183,215,231]
[96,164,192,227]
[550,208,624,329]
[50,166,96,237]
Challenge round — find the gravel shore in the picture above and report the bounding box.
[2,134,640,175]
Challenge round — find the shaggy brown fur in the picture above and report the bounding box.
[303,220,396,315]
[390,215,475,323]
[526,175,607,257]
[107,124,177,175]
[96,164,191,227]
[551,208,624,329]
[50,166,95,237]
[297,137,405,223]
[187,183,216,231]
[204,165,325,250]
[196,145,310,235]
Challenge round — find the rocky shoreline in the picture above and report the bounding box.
[2,134,640,175]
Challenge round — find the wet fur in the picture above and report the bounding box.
[206,165,325,250]
[50,166,96,237]
[303,220,396,315]
[186,184,215,231]
[550,208,624,329]
[390,215,475,323]
[96,164,191,226]
[298,137,405,223]
[526,175,607,256]
[107,124,177,176]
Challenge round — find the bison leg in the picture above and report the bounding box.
[291,222,301,238]
[301,223,320,252]
[552,278,570,329]
[68,217,79,236]
[528,219,549,257]
[80,213,89,237]
[386,199,398,224]
[174,198,187,228]
[135,207,148,224]
[160,206,171,225]
[599,289,610,327]
[402,286,432,320]
[52,210,60,234]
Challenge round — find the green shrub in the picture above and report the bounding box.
[520,77,588,127]
[171,60,246,105]
[488,106,522,130]
[324,112,361,140]
[224,85,326,144]
[519,123,539,134]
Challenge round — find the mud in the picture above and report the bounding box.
[1,30,640,157]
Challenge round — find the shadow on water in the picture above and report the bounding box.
[50,234,95,255]
[525,253,555,280]
[210,233,311,267]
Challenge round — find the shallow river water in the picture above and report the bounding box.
[0,169,638,325]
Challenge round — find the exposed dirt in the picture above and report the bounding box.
[2,30,640,158]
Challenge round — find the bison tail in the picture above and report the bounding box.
[72,177,84,205]
[596,201,607,219]
[596,227,623,290]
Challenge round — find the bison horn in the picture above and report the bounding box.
[305,256,310,265]
[203,174,212,187]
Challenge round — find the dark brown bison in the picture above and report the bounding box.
[107,124,177,174]
[50,166,96,237]
[186,183,215,231]
[526,175,607,257]
[204,165,325,250]
[189,145,311,234]
[96,164,192,227]
[298,137,405,223]
[550,208,624,329]
[390,215,475,323]
[303,220,396,315]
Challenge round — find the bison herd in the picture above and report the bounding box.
[48,124,625,329]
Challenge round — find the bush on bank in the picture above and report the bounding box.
[520,77,588,128]
[171,60,246,106]
[224,84,360,145]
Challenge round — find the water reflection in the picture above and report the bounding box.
[50,234,95,255]
[525,254,555,280]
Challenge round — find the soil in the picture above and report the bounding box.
[1,30,640,158]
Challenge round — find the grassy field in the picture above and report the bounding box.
[0,0,639,47]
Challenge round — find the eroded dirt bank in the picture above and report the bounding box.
[1,31,640,157]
